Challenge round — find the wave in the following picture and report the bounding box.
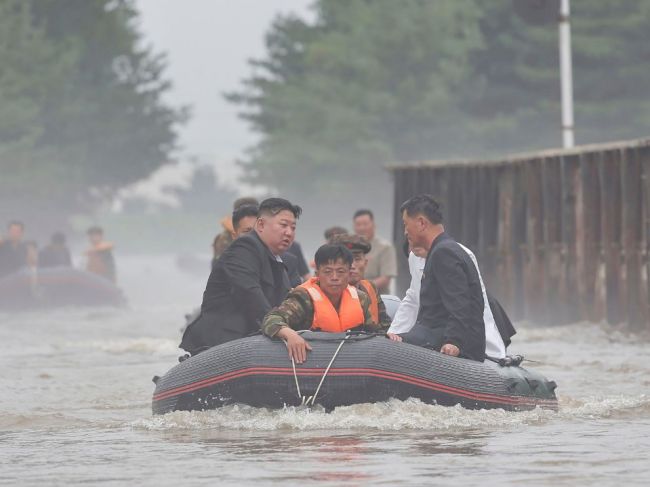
[62,337,179,355]
[132,393,650,432]
[0,413,93,431]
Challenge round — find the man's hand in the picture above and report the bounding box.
[387,333,402,342]
[276,327,312,364]
[440,343,460,357]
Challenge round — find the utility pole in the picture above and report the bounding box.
[559,0,575,148]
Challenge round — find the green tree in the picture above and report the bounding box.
[0,0,186,230]
[229,0,482,200]
[230,0,650,207]
[173,165,237,215]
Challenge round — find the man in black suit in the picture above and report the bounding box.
[180,198,302,355]
[398,194,488,362]
[231,203,303,288]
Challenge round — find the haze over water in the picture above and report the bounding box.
[1,254,649,486]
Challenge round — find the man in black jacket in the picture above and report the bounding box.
[0,221,28,278]
[180,198,302,355]
[399,195,487,362]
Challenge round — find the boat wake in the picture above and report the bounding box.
[133,393,649,432]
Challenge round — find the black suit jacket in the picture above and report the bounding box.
[180,231,290,354]
[417,233,486,361]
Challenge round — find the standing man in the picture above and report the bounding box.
[212,196,259,267]
[180,198,302,355]
[0,221,28,277]
[399,194,505,362]
[352,209,397,294]
[85,226,116,283]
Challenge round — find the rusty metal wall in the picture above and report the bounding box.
[390,138,650,329]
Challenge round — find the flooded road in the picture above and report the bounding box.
[1,255,649,486]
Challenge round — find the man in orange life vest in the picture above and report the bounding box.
[262,244,382,363]
[331,234,391,328]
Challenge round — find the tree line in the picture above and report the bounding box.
[229,0,650,205]
[0,0,186,230]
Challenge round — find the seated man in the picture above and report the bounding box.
[331,234,391,328]
[399,194,505,362]
[85,226,116,283]
[39,232,72,268]
[233,203,303,287]
[180,198,301,355]
[262,244,382,363]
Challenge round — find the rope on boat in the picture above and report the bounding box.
[288,332,352,407]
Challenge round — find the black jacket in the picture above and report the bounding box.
[0,241,27,278]
[417,233,486,361]
[180,231,290,354]
[282,252,303,288]
[38,244,72,269]
[487,293,516,348]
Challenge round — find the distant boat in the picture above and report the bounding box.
[0,267,126,310]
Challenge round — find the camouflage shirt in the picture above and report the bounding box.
[357,280,392,328]
[262,284,383,337]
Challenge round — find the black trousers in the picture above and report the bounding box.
[400,324,445,351]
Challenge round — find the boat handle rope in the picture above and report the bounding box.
[287,333,351,407]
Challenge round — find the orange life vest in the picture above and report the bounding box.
[359,279,379,324]
[300,277,365,332]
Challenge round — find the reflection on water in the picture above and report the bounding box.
[1,254,649,486]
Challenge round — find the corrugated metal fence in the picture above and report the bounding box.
[389,138,650,330]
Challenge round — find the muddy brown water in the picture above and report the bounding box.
[1,255,649,486]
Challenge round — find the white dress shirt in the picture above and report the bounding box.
[458,244,506,359]
[387,252,425,334]
[387,245,506,359]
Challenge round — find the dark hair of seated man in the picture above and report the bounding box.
[258,198,302,219]
[314,244,353,268]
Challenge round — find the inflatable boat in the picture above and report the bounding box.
[0,267,126,310]
[152,330,558,414]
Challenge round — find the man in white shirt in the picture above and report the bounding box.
[387,240,507,359]
[387,244,426,336]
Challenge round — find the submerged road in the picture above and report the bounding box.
[1,255,649,486]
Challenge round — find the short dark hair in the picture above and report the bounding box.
[87,226,104,236]
[400,194,443,224]
[258,198,302,219]
[52,232,66,245]
[314,244,353,268]
[8,220,24,230]
[232,204,259,230]
[353,209,373,221]
[233,196,259,210]
[323,226,347,242]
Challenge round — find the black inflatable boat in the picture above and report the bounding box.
[152,331,557,415]
[0,267,126,310]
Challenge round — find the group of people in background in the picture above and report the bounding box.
[181,194,515,364]
[0,221,116,283]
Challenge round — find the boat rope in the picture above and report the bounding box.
[287,332,351,407]
[289,352,303,400]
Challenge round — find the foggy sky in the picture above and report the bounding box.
[136,0,313,188]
